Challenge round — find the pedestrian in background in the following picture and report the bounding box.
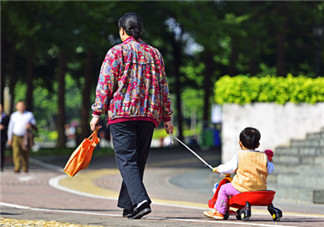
[90,12,174,219]
[0,103,9,172]
[8,101,37,173]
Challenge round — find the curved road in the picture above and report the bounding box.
[1,148,324,227]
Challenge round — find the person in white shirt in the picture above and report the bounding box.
[8,101,37,173]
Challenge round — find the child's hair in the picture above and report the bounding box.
[239,127,261,149]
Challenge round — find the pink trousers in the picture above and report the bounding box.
[215,183,240,215]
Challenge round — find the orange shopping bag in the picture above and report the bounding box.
[64,129,100,177]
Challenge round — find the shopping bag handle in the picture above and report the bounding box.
[88,128,99,140]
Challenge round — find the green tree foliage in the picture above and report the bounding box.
[215,75,324,105]
[13,74,82,139]
[2,1,324,146]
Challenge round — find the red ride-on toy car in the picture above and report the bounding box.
[208,174,283,221]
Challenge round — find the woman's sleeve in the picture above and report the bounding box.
[92,49,120,116]
[160,56,173,122]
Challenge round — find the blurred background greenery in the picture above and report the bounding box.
[1,1,323,151]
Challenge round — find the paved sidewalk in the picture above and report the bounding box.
[1,147,324,226]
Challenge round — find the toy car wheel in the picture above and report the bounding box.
[268,203,282,222]
[272,214,281,222]
[241,212,249,221]
[236,209,241,220]
[238,209,250,221]
[224,211,229,220]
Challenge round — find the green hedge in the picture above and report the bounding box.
[214,74,324,105]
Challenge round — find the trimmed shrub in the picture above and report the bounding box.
[215,74,324,105]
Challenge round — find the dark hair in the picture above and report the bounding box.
[118,12,143,40]
[16,100,25,104]
[239,127,261,149]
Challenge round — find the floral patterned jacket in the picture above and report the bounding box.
[92,37,173,127]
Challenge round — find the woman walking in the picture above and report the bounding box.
[90,12,173,219]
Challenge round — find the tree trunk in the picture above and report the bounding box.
[56,49,67,148]
[8,45,16,114]
[1,36,7,105]
[249,41,257,76]
[229,41,238,76]
[80,50,93,143]
[25,48,34,111]
[172,38,184,141]
[249,55,257,76]
[276,31,286,76]
[275,3,287,77]
[202,50,214,129]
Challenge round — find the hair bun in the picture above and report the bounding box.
[131,28,141,39]
[118,12,143,40]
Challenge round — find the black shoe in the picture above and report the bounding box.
[127,201,151,219]
[122,209,133,218]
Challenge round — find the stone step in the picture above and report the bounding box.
[275,147,298,155]
[272,163,324,175]
[271,164,299,175]
[274,174,324,189]
[275,147,324,156]
[270,128,324,205]
[268,184,324,204]
[273,154,324,165]
[315,156,324,165]
[290,139,324,148]
[268,172,324,187]
[267,174,278,184]
[306,131,324,140]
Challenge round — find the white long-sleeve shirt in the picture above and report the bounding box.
[8,111,36,140]
[217,150,274,175]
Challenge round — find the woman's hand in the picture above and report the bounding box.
[163,121,174,135]
[90,116,101,131]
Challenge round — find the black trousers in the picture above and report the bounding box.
[1,136,6,171]
[109,121,154,210]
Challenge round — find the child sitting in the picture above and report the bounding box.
[204,127,274,220]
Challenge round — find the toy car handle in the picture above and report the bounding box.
[224,174,233,181]
[170,134,214,170]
